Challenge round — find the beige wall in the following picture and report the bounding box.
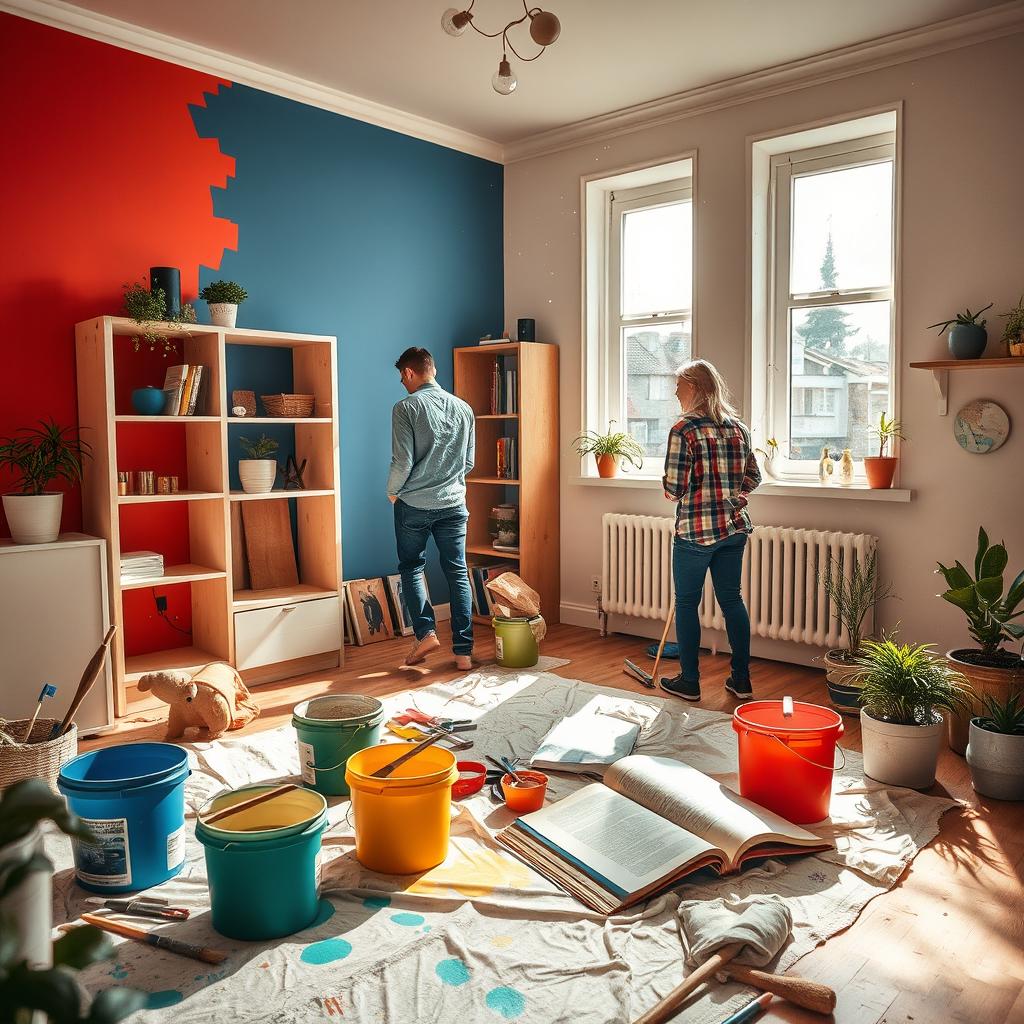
[504,34,1024,659]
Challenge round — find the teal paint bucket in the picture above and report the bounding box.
[196,785,328,940]
[292,694,385,796]
[57,743,190,894]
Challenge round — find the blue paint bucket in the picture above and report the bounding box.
[57,743,190,894]
[292,694,385,796]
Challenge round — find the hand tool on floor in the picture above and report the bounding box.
[201,784,298,826]
[720,993,772,1024]
[624,602,674,689]
[394,708,476,731]
[55,625,116,737]
[21,684,57,742]
[371,731,445,778]
[85,896,190,921]
[499,755,526,784]
[386,719,474,750]
[65,915,227,964]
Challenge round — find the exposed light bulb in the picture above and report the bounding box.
[492,57,517,95]
[529,10,561,46]
[441,7,472,37]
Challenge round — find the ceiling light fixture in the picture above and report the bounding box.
[441,2,561,96]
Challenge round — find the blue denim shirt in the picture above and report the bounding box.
[387,381,475,510]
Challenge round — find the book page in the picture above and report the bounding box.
[604,755,824,864]
[513,783,720,895]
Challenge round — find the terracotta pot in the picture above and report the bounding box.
[863,456,898,489]
[1009,339,1024,357]
[945,648,1024,755]
[595,454,619,478]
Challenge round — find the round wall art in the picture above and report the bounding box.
[953,399,1010,454]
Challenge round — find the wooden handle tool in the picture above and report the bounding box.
[634,942,743,1024]
[723,964,836,1016]
[201,784,297,825]
[75,914,227,964]
[371,732,444,778]
[649,603,675,688]
[57,625,116,736]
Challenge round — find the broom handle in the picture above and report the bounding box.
[724,965,836,1016]
[649,603,675,686]
[633,943,742,1024]
[58,626,116,736]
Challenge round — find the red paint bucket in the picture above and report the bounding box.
[732,699,844,824]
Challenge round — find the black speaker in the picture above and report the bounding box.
[517,318,535,342]
[150,266,181,316]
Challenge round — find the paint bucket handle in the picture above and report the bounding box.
[303,722,374,774]
[770,733,846,772]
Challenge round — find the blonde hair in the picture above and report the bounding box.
[676,359,739,424]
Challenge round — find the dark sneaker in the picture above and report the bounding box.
[725,677,754,699]
[660,674,702,702]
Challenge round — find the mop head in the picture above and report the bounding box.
[679,896,793,967]
[623,659,656,688]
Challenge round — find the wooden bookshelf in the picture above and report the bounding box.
[454,342,559,625]
[76,316,343,716]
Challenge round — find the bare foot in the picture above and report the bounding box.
[405,632,440,665]
[455,654,474,671]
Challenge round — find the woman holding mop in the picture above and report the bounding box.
[660,360,760,702]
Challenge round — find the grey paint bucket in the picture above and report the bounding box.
[292,695,385,796]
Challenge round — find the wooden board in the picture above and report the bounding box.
[241,500,298,591]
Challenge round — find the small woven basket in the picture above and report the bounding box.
[261,393,315,417]
[0,718,79,794]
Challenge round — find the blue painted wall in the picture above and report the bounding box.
[191,85,504,597]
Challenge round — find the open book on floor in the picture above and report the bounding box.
[496,755,832,915]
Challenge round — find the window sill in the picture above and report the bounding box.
[569,475,913,501]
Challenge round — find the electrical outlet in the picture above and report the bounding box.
[590,575,601,594]
[155,594,168,613]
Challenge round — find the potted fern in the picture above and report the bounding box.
[967,691,1024,800]
[928,303,992,360]
[122,280,197,355]
[857,635,973,789]
[863,413,905,489]
[200,280,248,328]
[238,434,279,494]
[572,422,645,478]
[1000,295,1024,357]
[0,421,91,544]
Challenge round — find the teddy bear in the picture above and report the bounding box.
[137,662,260,741]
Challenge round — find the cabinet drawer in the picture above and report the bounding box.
[234,597,342,670]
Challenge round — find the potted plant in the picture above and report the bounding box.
[0,779,144,1022]
[966,690,1024,800]
[122,280,197,355]
[572,422,645,478]
[818,551,895,714]
[1000,295,1024,357]
[936,527,1024,754]
[200,280,248,328]
[927,303,992,360]
[863,412,906,489]
[857,635,973,789]
[0,421,91,544]
[238,434,279,494]
[753,437,779,475]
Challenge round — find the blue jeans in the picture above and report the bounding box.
[673,532,750,686]
[393,500,474,655]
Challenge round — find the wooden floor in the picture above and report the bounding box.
[86,623,1024,1024]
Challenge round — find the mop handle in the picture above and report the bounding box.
[649,604,675,686]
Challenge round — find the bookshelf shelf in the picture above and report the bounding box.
[467,544,521,560]
[228,417,333,425]
[124,644,222,683]
[115,415,221,423]
[233,584,337,610]
[468,477,520,486]
[228,488,335,501]
[118,491,223,504]
[119,564,226,590]
[476,414,519,421]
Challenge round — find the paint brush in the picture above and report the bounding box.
[21,684,57,743]
[75,914,227,964]
[719,992,773,1024]
[201,784,298,826]
[85,897,190,921]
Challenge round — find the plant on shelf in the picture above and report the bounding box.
[856,634,973,789]
[572,422,645,478]
[927,302,993,360]
[122,281,197,355]
[1000,295,1024,357]
[936,527,1024,754]
[0,779,145,1024]
[754,437,779,473]
[966,690,1024,800]
[238,434,280,495]
[200,280,248,329]
[863,412,906,489]
[0,420,92,545]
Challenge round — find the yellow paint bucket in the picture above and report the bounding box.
[345,744,458,874]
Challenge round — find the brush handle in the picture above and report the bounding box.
[371,732,444,778]
[649,604,675,686]
[202,784,297,825]
[80,913,226,964]
[724,965,836,1016]
[58,625,116,736]
[633,943,743,1024]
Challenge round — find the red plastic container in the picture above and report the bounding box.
[732,700,844,824]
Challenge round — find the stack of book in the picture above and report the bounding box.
[470,562,517,616]
[496,436,518,480]
[161,364,208,416]
[489,356,518,415]
[120,551,164,582]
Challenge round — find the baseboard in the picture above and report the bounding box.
[434,602,451,623]
[559,600,603,629]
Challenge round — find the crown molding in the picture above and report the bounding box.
[0,0,505,164]
[503,0,1024,163]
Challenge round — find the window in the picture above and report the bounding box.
[766,129,896,475]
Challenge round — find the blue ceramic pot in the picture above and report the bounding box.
[826,680,863,717]
[131,386,166,415]
[948,323,987,360]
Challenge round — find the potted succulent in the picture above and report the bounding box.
[863,412,906,489]
[1000,295,1024,357]
[927,303,992,360]
[857,635,973,789]
[0,421,91,544]
[753,437,779,476]
[936,527,1024,754]
[200,280,248,328]
[818,551,895,713]
[122,280,197,355]
[238,434,279,494]
[966,690,1024,800]
[572,422,645,478]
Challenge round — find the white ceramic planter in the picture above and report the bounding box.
[2,492,63,544]
[860,707,943,789]
[208,302,238,328]
[238,459,277,494]
[0,827,52,969]
[967,720,1024,800]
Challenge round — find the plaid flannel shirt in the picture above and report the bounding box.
[662,416,761,545]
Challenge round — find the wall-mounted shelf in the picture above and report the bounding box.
[909,357,1023,415]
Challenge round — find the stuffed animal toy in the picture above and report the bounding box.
[137,662,260,741]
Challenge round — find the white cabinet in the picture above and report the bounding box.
[0,534,114,735]
[234,597,342,671]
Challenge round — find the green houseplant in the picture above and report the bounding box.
[122,281,197,355]
[936,527,1024,754]
[1000,295,1024,357]
[966,691,1024,800]
[863,412,906,489]
[200,280,248,328]
[0,421,91,544]
[238,434,279,494]
[857,635,973,789]
[572,422,645,478]
[928,303,992,360]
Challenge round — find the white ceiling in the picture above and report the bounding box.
[58,0,1006,144]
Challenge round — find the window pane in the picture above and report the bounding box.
[621,201,692,316]
[789,301,890,461]
[624,321,692,461]
[790,161,892,294]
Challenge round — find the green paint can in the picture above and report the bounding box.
[292,694,386,796]
[492,616,541,669]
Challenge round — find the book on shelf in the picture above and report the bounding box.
[497,755,832,915]
[496,436,518,480]
[162,364,189,415]
[186,365,204,415]
[178,365,197,415]
[489,356,519,415]
[161,364,207,416]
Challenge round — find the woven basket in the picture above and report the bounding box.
[261,393,315,417]
[0,718,79,794]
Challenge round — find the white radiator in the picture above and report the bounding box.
[601,513,877,649]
